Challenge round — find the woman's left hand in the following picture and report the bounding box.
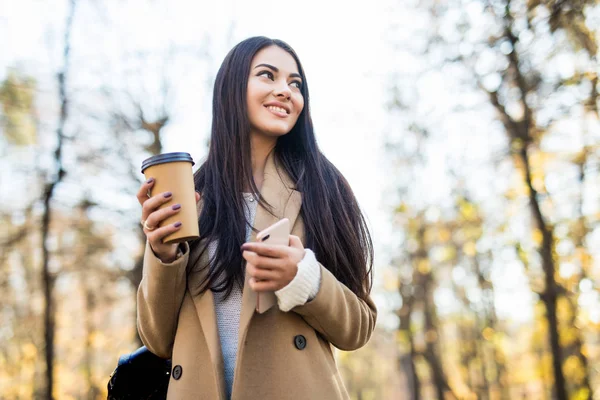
[241,235,305,292]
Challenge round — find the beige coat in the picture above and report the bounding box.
[137,153,377,399]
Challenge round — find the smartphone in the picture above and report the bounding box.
[254,218,290,313]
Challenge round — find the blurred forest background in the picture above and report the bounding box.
[1,0,600,399]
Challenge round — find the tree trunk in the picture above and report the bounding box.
[473,254,508,400]
[398,284,421,400]
[418,225,455,400]
[517,146,567,400]
[561,153,594,400]
[41,196,56,400]
[41,1,76,397]
[422,296,454,400]
[83,279,100,400]
[482,2,570,397]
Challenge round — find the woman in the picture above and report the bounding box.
[136,36,376,400]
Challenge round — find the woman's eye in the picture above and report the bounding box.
[258,70,274,80]
[290,81,302,89]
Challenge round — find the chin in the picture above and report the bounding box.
[260,124,294,137]
[267,130,291,138]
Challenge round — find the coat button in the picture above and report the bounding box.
[172,365,183,380]
[294,335,307,350]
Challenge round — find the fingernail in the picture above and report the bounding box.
[172,204,181,210]
[163,192,172,198]
[146,178,155,184]
[174,222,182,228]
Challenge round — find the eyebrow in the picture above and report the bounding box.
[254,63,302,79]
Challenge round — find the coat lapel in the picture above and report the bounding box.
[187,201,226,398]
[188,151,302,398]
[236,151,302,350]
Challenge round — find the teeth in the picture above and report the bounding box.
[267,106,287,114]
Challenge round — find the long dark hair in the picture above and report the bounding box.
[191,36,373,300]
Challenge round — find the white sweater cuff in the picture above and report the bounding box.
[275,249,321,312]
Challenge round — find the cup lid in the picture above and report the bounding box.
[141,152,195,173]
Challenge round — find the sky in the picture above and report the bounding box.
[0,0,392,219]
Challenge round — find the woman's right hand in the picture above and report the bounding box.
[136,178,200,263]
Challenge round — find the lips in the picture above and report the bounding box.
[264,105,288,118]
[264,101,291,114]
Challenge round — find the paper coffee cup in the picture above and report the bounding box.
[141,152,199,244]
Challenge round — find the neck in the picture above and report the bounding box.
[248,133,277,191]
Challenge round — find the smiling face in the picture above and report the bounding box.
[246,45,305,141]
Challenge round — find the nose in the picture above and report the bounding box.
[274,80,291,100]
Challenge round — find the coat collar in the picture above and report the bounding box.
[187,150,302,399]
